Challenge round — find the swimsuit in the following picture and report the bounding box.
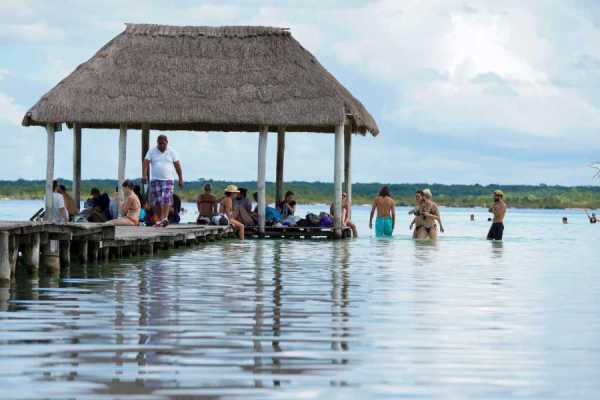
[375,216,393,237]
[487,222,504,240]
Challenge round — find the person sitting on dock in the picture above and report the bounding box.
[232,187,256,225]
[109,180,141,226]
[57,184,78,218]
[330,192,358,238]
[168,194,182,224]
[197,183,218,224]
[277,191,296,218]
[369,185,395,237]
[220,185,245,240]
[143,134,184,227]
[46,180,69,223]
[86,188,111,222]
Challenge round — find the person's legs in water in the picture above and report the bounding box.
[347,220,358,238]
[487,222,504,240]
[229,218,245,240]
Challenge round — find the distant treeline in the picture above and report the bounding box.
[1,179,599,209]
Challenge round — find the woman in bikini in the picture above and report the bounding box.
[411,188,444,239]
[109,180,141,226]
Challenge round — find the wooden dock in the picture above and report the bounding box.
[246,226,352,239]
[0,221,233,283]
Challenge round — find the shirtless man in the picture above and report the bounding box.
[220,185,245,240]
[197,184,218,219]
[487,190,507,240]
[369,186,396,237]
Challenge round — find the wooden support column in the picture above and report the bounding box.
[45,124,56,221]
[344,126,352,219]
[118,125,127,185]
[23,233,40,272]
[79,241,88,264]
[333,121,344,238]
[41,240,60,274]
[257,126,269,234]
[59,240,71,268]
[141,126,150,167]
[73,124,82,211]
[0,232,10,283]
[275,127,285,205]
[9,235,19,276]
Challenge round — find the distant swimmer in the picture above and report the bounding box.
[369,186,395,237]
[562,217,568,224]
[470,214,475,221]
[585,210,598,224]
[487,190,507,240]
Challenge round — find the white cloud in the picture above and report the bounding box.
[0,21,64,44]
[0,93,23,125]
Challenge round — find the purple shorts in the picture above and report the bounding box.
[151,180,174,207]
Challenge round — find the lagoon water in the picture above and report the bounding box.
[0,199,599,399]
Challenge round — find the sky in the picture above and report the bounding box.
[1,0,600,185]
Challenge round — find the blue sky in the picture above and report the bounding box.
[1,0,600,185]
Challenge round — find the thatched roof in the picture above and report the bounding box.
[22,24,379,136]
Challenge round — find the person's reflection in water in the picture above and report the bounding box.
[412,239,439,266]
[271,241,283,387]
[491,240,504,260]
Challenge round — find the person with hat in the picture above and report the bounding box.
[487,190,507,240]
[219,185,245,240]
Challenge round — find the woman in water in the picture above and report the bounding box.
[412,188,444,239]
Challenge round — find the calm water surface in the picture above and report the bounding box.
[0,199,599,399]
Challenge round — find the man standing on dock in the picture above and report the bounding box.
[143,135,184,227]
[487,190,507,240]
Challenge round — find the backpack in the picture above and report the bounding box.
[306,213,320,226]
[319,212,333,228]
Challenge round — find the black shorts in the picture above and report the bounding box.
[487,222,504,240]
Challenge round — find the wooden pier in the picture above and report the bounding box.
[246,226,352,239]
[0,221,233,283]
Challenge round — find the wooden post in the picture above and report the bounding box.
[118,125,127,187]
[41,240,60,274]
[45,124,56,220]
[73,124,82,211]
[0,232,10,283]
[344,126,352,219]
[333,121,344,238]
[23,233,40,272]
[59,240,71,267]
[9,235,19,276]
[79,241,88,264]
[102,247,110,263]
[275,127,285,205]
[257,126,268,234]
[141,126,150,169]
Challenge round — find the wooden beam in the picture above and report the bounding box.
[275,127,285,205]
[257,126,269,234]
[334,121,344,238]
[23,233,40,272]
[344,126,352,219]
[73,124,82,211]
[45,124,55,221]
[141,125,150,171]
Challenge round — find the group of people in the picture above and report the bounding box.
[369,186,507,240]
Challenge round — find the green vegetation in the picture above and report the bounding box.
[1,179,599,209]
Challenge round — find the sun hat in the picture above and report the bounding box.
[224,184,240,193]
[494,190,504,197]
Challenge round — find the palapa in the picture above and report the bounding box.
[22,24,378,135]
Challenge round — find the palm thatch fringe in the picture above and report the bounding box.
[22,24,378,135]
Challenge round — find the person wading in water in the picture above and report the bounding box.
[487,190,507,240]
[369,186,396,237]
